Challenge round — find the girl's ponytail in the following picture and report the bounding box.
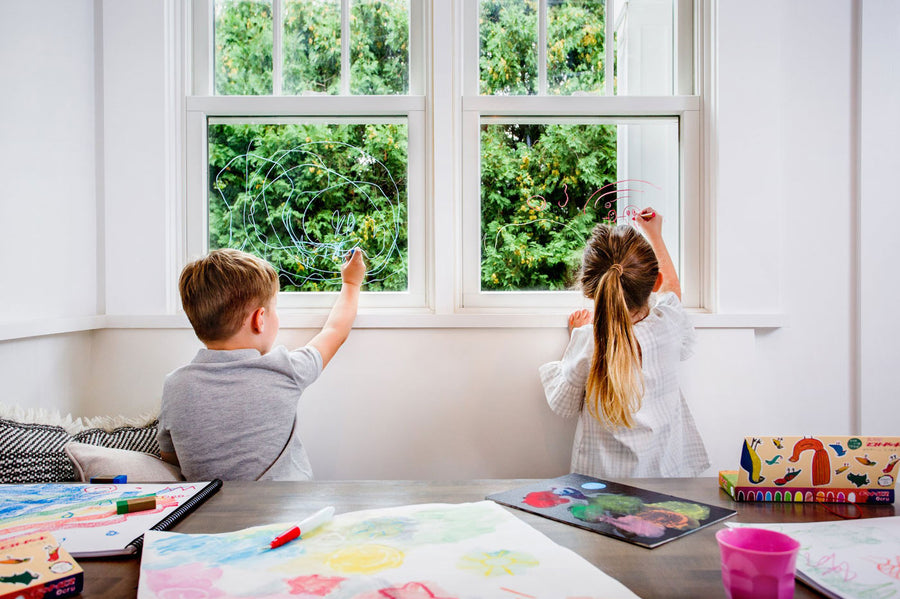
[585,266,643,428]
[580,224,658,429]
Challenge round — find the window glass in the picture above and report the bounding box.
[283,0,341,94]
[547,0,606,95]
[480,118,679,291]
[350,0,410,95]
[215,0,274,95]
[479,0,538,95]
[208,120,409,291]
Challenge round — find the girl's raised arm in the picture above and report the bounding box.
[635,208,681,300]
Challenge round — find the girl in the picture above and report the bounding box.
[539,209,708,478]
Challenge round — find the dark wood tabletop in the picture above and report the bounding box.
[83,478,895,598]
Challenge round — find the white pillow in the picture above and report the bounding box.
[64,442,184,483]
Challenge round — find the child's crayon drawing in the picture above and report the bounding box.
[488,474,736,549]
[731,516,900,599]
[137,501,640,599]
[0,483,207,556]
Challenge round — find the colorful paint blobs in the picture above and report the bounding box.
[286,574,345,596]
[645,501,710,522]
[597,515,665,538]
[457,549,539,577]
[522,491,569,509]
[348,518,413,542]
[325,544,404,574]
[581,482,607,490]
[143,563,224,599]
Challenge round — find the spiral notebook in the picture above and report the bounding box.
[0,480,223,557]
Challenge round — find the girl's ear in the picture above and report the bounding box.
[652,272,663,292]
[250,307,266,334]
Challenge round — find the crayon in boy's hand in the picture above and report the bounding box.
[116,495,157,515]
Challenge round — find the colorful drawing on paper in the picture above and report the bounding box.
[137,501,640,599]
[487,474,736,549]
[730,516,900,599]
[0,484,207,555]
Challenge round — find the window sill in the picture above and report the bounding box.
[0,311,785,340]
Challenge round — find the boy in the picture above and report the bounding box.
[157,248,365,481]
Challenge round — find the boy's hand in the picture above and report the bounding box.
[634,207,662,239]
[568,309,593,334]
[341,248,366,287]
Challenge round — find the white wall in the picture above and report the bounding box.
[0,1,99,414]
[3,0,898,480]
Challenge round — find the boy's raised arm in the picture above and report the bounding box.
[307,249,366,368]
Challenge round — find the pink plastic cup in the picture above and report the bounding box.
[716,527,800,599]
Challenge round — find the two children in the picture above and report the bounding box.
[157,248,365,481]
[540,209,709,478]
[161,208,706,481]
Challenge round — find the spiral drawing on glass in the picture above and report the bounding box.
[212,140,404,289]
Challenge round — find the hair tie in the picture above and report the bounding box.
[608,263,624,276]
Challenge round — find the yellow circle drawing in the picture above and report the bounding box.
[325,544,404,574]
[457,549,539,577]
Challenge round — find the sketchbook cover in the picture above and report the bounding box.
[0,481,219,558]
[487,473,736,549]
[0,532,83,599]
[733,436,899,503]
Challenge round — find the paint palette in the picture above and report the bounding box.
[487,473,736,549]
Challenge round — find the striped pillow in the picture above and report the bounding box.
[0,412,159,483]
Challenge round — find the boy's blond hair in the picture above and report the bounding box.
[179,249,279,343]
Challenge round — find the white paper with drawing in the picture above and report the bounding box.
[137,501,639,599]
[730,517,900,599]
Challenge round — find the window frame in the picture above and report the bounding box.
[458,0,702,311]
[185,0,427,309]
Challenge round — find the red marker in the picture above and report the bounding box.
[268,506,334,550]
[639,208,656,220]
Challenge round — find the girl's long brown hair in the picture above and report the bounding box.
[579,224,659,428]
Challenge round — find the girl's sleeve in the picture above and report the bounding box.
[654,292,696,360]
[539,326,593,418]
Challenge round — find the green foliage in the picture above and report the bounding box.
[211,0,618,293]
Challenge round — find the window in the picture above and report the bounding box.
[186,0,699,315]
[187,0,425,308]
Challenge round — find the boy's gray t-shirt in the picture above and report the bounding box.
[157,345,322,481]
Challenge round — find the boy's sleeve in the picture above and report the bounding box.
[288,345,324,390]
[156,402,175,453]
[539,326,592,418]
[654,292,696,360]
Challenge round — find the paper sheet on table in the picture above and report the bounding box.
[728,516,900,599]
[138,500,640,599]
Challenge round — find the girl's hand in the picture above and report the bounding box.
[634,207,663,239]
[568,309,593,334]
[341,248,367,287]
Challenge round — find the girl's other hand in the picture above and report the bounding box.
[634,207,663,239]
[568,309,593,334]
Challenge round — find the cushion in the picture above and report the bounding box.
[64,442,183,483]
[0,405,162,483]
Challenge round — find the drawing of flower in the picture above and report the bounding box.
[457,549,539,577]
[325,544,404,574]
[285,574,346,596]
[144,563,225,599]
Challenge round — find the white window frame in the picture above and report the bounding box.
[185,0,427,310]
[458,0,702,311]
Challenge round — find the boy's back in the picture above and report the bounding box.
[158,345,322,481]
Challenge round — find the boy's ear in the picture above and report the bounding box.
[249,307,266,334]
[652,272,663,292]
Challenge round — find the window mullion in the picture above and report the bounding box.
[273,0,283,95]
[538,0,547,95]
[341,0,350,95]
[605,0,614,95]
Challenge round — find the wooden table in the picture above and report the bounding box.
[83,478,895,598]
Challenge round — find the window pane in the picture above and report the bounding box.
[208,121,408,292]
[480,0,538,95]
[215,0,273,95]
[283,0,341,95]
[547,0,606,95]
[350,0,410,95]
[480,119,679,291]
